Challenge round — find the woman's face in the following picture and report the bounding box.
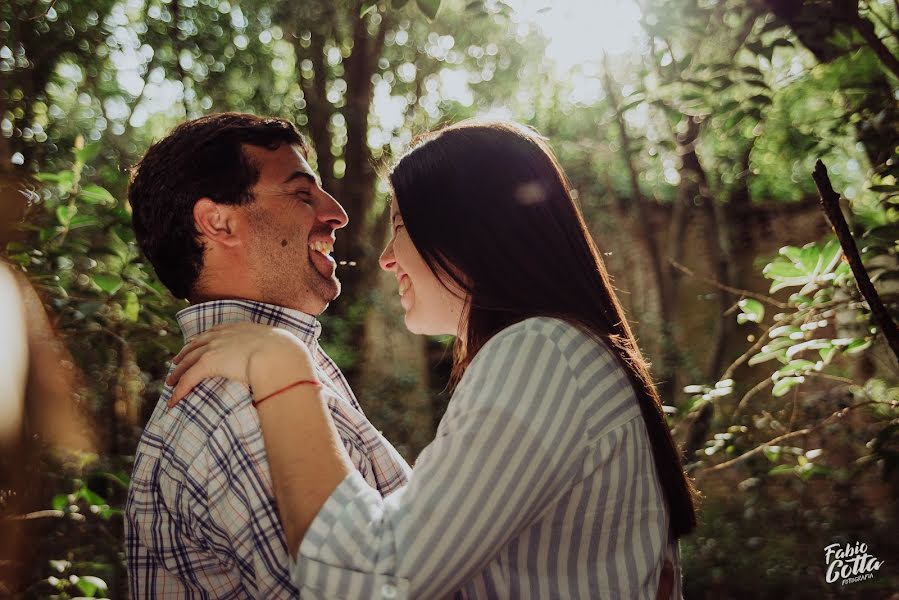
[379,198,466,336]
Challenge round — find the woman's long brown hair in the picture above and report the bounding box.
[388,120,699,538]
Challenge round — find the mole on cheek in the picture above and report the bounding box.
[281,240,288,247]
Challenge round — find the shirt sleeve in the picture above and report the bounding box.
[292,324,588,599]
[126,380,299,598]
[203,402,299,596]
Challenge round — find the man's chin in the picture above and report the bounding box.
[314,277,341,309]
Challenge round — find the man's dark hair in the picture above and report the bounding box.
[128,112,307,300]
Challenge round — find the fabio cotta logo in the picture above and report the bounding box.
[824,541,884,586]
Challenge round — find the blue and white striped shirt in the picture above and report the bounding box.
[125,300,411,598]
[294,317,681,599]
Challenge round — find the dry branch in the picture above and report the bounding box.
[696,399,883,479]
[812,160,899,364]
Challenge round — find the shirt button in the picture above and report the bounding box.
[381,583,398,598]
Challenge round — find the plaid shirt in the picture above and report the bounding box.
[125,299,411,598]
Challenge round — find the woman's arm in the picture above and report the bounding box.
[167,322,353,552]
[254,383,353,552]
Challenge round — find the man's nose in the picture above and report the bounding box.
[379,238,396,272]
[316,189,349,229]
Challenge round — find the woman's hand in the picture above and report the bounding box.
[165,322,316,407]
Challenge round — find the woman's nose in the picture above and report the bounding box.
[379,239,396,272]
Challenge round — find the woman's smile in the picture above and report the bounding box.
[397,274,414,311]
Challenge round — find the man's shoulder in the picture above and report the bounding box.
[133,377,255,468]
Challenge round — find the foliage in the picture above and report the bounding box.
[3,0,899,596]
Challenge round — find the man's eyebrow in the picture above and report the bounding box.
[283,171,318,185]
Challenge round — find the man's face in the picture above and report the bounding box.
[240,143,348,315]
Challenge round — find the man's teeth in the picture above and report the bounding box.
[309,241,333,256]
[398,276,411,296]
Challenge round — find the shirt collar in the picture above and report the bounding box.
[176,299,323,346]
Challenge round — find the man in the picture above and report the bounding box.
[125,113,410,597]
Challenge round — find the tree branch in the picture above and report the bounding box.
[813,160,899,364]
[670,259,791,309]
[852,12,899,80]
[696,400,883,478]
[729,377,773,421]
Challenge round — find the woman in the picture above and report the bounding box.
[168,120,698,599]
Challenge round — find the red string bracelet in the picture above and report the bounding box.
[252,379,322,408]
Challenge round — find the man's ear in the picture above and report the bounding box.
[193,198,241,249]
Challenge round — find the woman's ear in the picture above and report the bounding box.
[193,198,241,249]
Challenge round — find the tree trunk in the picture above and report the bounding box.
[601,60,679,403]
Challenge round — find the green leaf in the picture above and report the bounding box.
[747,94,771,106]
[709,75,733,89]
[124,291,140,322]
[723,111,745,129]
[788,293,813,307]
[744,78,770,89]
[107,231,131,262]
[786,339,832,359]
[620,94,647,112]
[768,464,795,475]
[34,172,65,183]
[69,214,102,230]
[718,99,740,113]
[99,505,124,519]
[737,298,765,324]
[833,261,852,284]
[79,184,116,205]
[416,0,440,19]
[869,184,899,194]
[739,65,763,78]
[78,487,106,506]
[773,376,803,397]
[75,575,108,597]
[819,346,837,363]
[75,142,102,164]
[779,245,802,260]
[37,170,75,195]
[91,273,124,295]
[798,244,821,274]
[763,259,805,279]
[845,338,872,354]
[798,464,831,481]
[748,344,788,366]
[56,204,78,227]
[763,445,782,462]
[778,359,816,376]
[819,239,843,274]
[360,1,377,17]
[104,470,131,488]
[49,559,70,573]
[52,494,68,511]
[391,0,411,8]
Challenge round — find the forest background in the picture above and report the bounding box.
[1,0,898,597]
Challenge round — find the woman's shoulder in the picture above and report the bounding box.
[483,317,618,368]
[485,317,640,423]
